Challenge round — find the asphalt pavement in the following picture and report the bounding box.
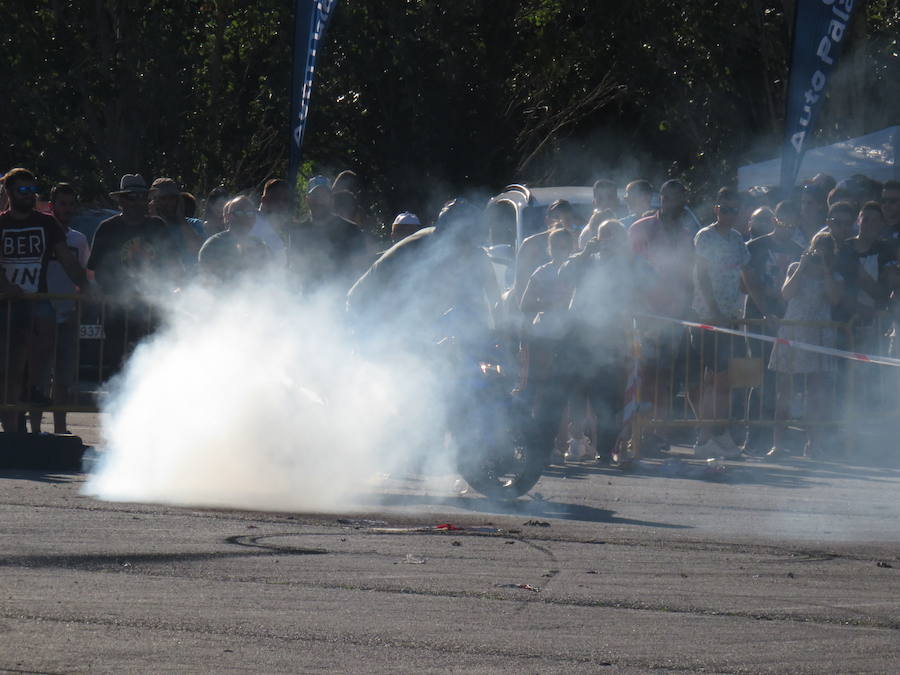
[2,413,899,674]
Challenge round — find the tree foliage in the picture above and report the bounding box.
[2,0,898,220]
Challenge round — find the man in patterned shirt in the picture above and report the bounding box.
[691,187,765,458]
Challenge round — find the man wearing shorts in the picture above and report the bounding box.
[0,169,88,432]
[30,183,91,433]
[691,187,763,457]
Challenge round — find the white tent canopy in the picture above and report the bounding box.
[738,125,899,190]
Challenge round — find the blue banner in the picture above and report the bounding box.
[780,0,859,193]
[289,0,338,187]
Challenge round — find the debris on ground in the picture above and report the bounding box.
[495,583,540,592]
[524,520,551,527]
[337,518,387,528]
[369,524,502,534]
[398,554,426,564]
[451,541,462,547]
[531,492,546,502]
[876,561,894,568]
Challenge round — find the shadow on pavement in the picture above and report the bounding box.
[361,492,691,530]
[550,451,900,490]
[0,536,328,573]
[0,469,82,484]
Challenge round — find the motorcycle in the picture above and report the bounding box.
[436,311,549,501]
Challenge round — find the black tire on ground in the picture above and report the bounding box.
[455,428,548,501]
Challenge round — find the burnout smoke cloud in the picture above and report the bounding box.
[82,272,453,512]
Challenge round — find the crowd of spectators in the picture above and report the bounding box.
[507,174,900,462]
[1,163,898,463]
[0,167,378,434]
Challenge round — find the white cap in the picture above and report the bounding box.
[392,211,421,227]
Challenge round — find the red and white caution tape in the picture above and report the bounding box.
[638,313,900,368]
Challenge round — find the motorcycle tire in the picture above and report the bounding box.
[454,422,548,501]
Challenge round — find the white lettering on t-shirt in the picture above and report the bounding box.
[1,226,47,292]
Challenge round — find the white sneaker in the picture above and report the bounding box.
[693,438,722,459]
[714,433,743,459]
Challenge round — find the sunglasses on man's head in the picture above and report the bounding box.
[15,185,39,195]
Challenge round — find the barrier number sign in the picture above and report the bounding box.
[79,324,106,340]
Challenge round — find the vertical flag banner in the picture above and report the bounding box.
[780,0,859,193]
[289,0,338,187]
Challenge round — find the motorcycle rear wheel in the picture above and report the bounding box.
[455,428,547,501]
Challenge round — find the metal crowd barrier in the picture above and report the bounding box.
[627,314,900,459]
[0,293,156,419]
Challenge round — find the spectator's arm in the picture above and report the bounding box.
[512,236,541,305]
[519,273,545,315]
[781,260,805,301]
[831,261,872,319]
[557,249,589,289]
[858,266,887,307]
[741,265,768,318]
[54,240,88,288]
[77,236,93,285]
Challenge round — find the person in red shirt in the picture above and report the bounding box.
[0,168,88,432]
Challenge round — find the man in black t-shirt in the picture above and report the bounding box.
[745,216,804,321]
[0,168,88,430]
[198,196,270,282]
[89,174,181,301]
[87,174,181,377]
[287,175,376,293]
[825,201,882,325]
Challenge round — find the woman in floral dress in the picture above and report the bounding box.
[768,232,843,457]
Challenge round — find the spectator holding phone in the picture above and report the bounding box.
[768,232,843,458]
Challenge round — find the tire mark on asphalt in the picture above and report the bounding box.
[0,611,617,671]
[3,557,896,631]
[3,498,895,567]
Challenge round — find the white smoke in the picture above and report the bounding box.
[82,274,455,512]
